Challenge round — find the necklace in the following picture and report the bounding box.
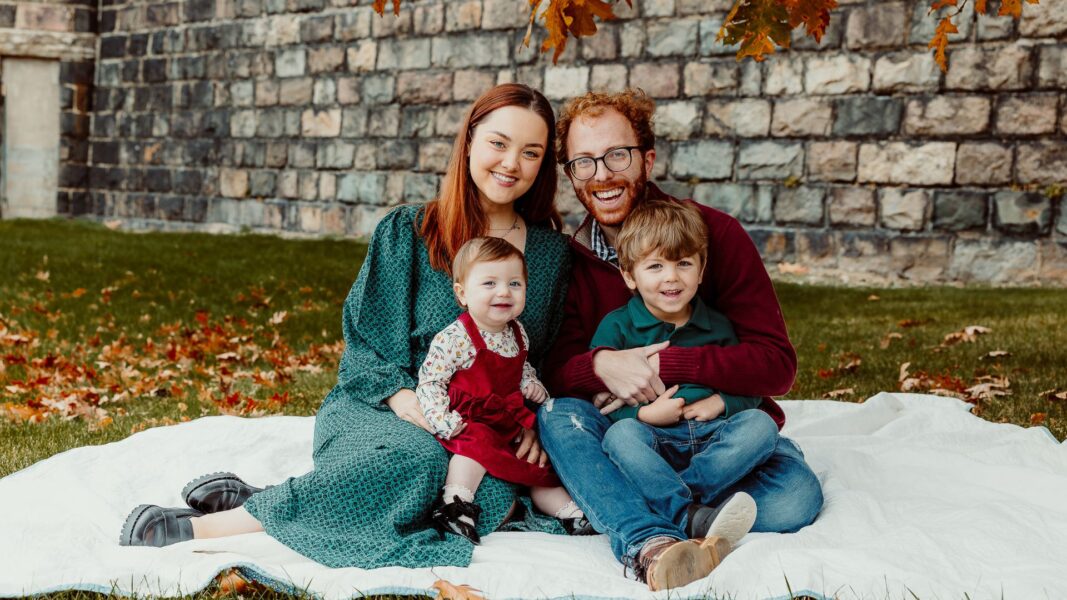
[487,214,520,234]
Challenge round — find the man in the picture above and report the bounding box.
[538,90,823,591]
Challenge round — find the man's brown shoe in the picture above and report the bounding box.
[633,535,731,591]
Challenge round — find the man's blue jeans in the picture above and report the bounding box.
[538,397,824,565]
[602,409,779,531]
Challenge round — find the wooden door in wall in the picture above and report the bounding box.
[1,57,59,219]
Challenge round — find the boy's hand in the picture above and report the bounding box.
[594,391,625,415]
[683,394,725,421]
[523,382,549,404]
[637,385,684,426]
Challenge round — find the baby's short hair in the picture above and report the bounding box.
[616,199,709,274]
[451,236,528,284]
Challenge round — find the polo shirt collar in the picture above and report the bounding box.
[626,294,716,333]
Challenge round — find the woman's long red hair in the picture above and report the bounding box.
[420,83,562,274]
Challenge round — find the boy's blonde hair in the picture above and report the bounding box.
[616,200,708,273]
[451,236,528,285]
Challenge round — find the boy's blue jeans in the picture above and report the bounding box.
[602,409,779,532]
[538,397,823,566]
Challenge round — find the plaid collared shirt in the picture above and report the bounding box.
[589,219,619,267]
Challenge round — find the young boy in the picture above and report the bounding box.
[590,199,780,553]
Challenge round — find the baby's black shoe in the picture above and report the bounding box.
[560,515,596,536]
[432,495,482,544]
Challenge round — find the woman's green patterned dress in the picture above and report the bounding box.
[244,204,572,568]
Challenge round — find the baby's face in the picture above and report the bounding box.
[622,249,703,323]
[455,256,527,332]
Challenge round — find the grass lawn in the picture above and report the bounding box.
[1,218,1065,597]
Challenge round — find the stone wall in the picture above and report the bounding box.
[71,1,1067,282]
[0,0,95,217]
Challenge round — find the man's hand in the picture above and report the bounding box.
[594,391,625,415]
[683,394,725,422]
[637,385,684,426]
[593,341,670,404]
[514,428,548,467]
[385,389,434,433]
[523,382,549,404]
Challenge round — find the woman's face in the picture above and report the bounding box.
[468,105,549,212]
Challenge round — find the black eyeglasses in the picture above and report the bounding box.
[565,146,641,181]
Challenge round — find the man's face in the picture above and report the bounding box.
[565,109,655,227]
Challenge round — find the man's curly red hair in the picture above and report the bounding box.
[555,89,657,165]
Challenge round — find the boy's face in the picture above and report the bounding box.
[622,250,704,324]
[454,256,527,332]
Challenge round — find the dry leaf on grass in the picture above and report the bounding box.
[880,332,903,349]
[981,350,1011,360]
[777,262,810,275]
[867,294,880,301]
[824,388,855,399]
[212,568,266,598]
[1030,412,1047,426]
[1038,389,1067,402]
[941,325,992,347]
[964,375,1011,402]
[433,579,485,600]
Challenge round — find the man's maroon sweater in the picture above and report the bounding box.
[542,184,795,429]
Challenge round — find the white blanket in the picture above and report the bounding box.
[2,393,1065,600]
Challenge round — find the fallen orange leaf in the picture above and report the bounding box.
[432,579,485,600]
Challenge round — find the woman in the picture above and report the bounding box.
[119,84,572,568]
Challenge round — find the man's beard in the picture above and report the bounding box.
[577,168,649,227]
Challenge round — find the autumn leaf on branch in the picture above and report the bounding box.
[999,0,1041,18]
[537,0,621,62]
[372,0,401,17]
[780,0,837,43]
[718,0,794,62]
[928,15,959,71]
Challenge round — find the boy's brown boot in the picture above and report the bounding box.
[633,536,730,591]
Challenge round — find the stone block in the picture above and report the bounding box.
[846,2,907,49]
[698,16,736,57]
[805,55,871,94]
[749,229,796,262]
[231,110,257,138]
[890,236,950,281]
[799,142,857,186]
[655,101,701,140]
[946,46,1032,90]
[431,34,511,68]
[219,168,249,198]
[647,19,699,57]
[581,23,618,61]
[995,94,1059,135]
[435,103,468,136]
[335,10,371,40]
[910,0,973,44]
[403,173,440,203]
[316,141,355,169]
[419,141,454,173]
[483,0,527,29]
[858,142,956,185]
[369,105,401,137]
[950,239,1039,284]
[301,108,341,137]
[279,77,313,105]
[669,141,734,179]
[305,47,343,74]
[904,96,991,135]
[705,99,771,138]
[590,65,629,93]
[300,15,333,43]
[977,12,1014,40]
[298,172,319,201]
[544,66,590,100]
[683,61,739,96]
[872,52,940,93]
[774,186,825,225]
[795,230,836,268]
[342,107,368,138]
[643,0,675,17]
[833,97,903,136]
[994,191,1052,235]
[738,142,803,180]
[337,172,388,205]
[249,171,276,198]
[629,63,679,97]
[337,77,361,105]
[446,0,482,31]
[376,38,431,71]
[346,41,377,73]
[620,21,646,57]
[451,70,494,101]
[353,144,377,171]
[952,143,1013,186]
[829,187,876,227]
[1037,46,1067,88]
[740,61,762,96]
[771,98,832,136]
[362,74,396,104]
[933,191,988,231]
[1038,241,1067,282]
[275,49,306,78]
[16,2,75,31]
[1017,142,1067,184]
[834,231,891,276]
[1019,0,1067,36]
[288,143,316,168]
[397,71,452,104]
[694,183,772,223]
[880,189,928,231]
[764,56,804,95]
[377,140,417,170]
[412,4,444,34]
[255,79,279,106]
[371,9,412,37]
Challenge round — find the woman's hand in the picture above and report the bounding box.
[592,341,669,405]
[385,389,434,434]
[514,428,548,468]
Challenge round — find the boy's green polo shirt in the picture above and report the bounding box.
[590,294,761,422]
